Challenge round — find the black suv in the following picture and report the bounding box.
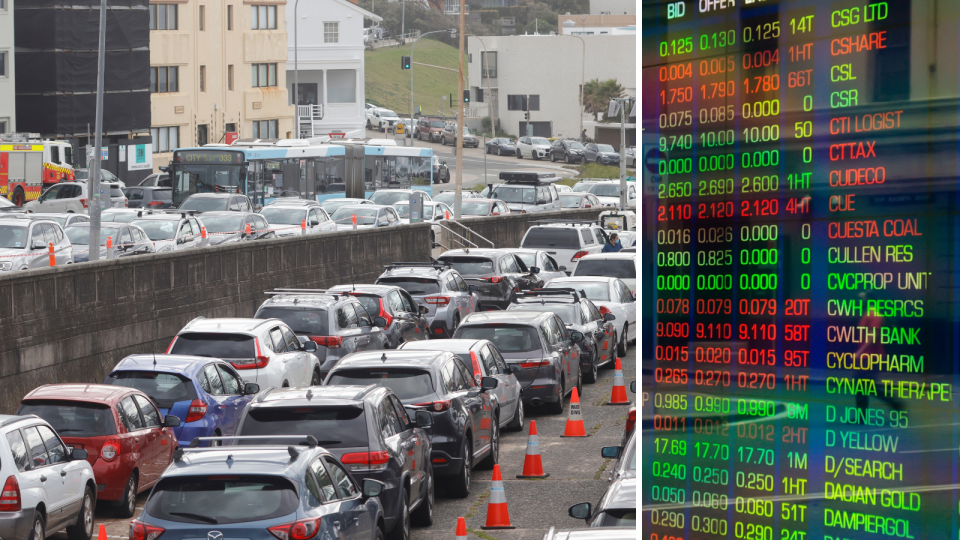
[326,350,500,499]
[328,284,431,348]
[178,192,254,213]
[549,139,586,164]
[437,249,543,310]
[236,385,435,539]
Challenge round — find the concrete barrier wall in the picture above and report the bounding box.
[438,208,607,250]
[0,224,432,414]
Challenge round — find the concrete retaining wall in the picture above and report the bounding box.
[438,208,607,250]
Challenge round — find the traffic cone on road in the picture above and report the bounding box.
[480,465,516,530]
[516,420,549,478]
[607,357,630,405]
[454,517,467,539]
[561,387,587,437]
[98,524,107,540]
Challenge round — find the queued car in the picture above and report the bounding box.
[489,172,561,214]
[604,430,637,482]
[460,199,511,217]
[17,384,181,518]
[104,354,261,448]
[133,442,388,540]
[433,190,483,206]
[136,173,170,187]
[432,156,450,183]
[559,192,601,209]
[197,211,274,245]
[436,249,534,310]
[236,385,435,537]
[519,223,609,275]
[320,197,373,215]
[568,478,637,528]
[167,317,323,389]
[328,284,430,348]
[555,184,573,193]
[368,189,432,206]
[583,143,621,166]
[376,262,480,338]
[177,193,253,213]
[0,414,97,540]
[543,276,636,357]
[541,528,637,540]
[453,311,583,414]
[622,380,636,447]
[258,203,336,237]
[398,339,525,432]
[440,125,479,148]
[512,249,567,283]
[24,182,127,214]
[549,140,586,164]
[515,136,552,160]
[587,181,637,209]
[24,213,88,229]
[254,290,388,380]
[0,216,73,271]
[331,205,401,231]
[392,200,452,245]
[123,187,174,209]
[65,221,154,263]
[100,208,143,223]
[484,138,516,156]
[571,180,600,193]
[624,146,636,167]
[415,117,447,142]
[326,350,500,499]
[0,196,28,214]
[573,252,637,294]
[130,211,205,253]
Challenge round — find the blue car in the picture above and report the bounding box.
[130,438,387,540]
[104,354,261,447]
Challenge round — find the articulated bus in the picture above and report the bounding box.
[165,138,433,207]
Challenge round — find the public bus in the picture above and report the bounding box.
[164,138,433,207]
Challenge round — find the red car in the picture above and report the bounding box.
[17,384,181,517]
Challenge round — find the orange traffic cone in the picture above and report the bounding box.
[516,420,549,478]
[455,516,468,539]
[561,387,587,437]
[480,465,515,530]
[98,524,107,540]
[607,357,630,405]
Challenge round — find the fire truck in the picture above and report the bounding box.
[0,133,76,206]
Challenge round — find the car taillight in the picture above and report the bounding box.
[571,251,589,262]
[519,360,551,368]
[424,296,450,306]
[130,520,165,540]
[413,400,451,412]
[469,351,483,386]
[185,399,207,423]
[379,298,393,328]
[0,476,21,511]
[101,436,121,462]
[268,518,322,540]
[340,451,390,472]
[232,338,270,370]
[165,336,178,354]
[79,198,88,209]
[124,198,129,207]
[598,305,612,316]
[309,336,343,349]
[148,201,164,207]
[625,409,636,434]
[483,277,503,283]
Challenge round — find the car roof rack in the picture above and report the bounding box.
[529,219,597,226]
[266,288,350,298]
[518,288,581,302]
[187,434,319,449]
[383,261,450,270]
[498,171,559,184]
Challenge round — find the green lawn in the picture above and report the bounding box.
[365,39,462,117]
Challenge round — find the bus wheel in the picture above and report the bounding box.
[13,188,25,207]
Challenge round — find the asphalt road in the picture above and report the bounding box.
[80,343,637,540]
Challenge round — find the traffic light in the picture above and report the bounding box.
[401,56,411,70]
[525,111,530,121]
[463,90,470,104]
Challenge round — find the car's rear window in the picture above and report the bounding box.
[146,475,299,525]
[439,257,495,276]
[521,228,581,250]
[573,259,636,280]
[16,400,116,437]
[153,189,173,201]
[239,406,368,448]
[376,278,441,295]
[179,198,228,212]
[170,333,255,359]
[507,304,579,326]
[104,371,198,409]
[256,307,329,336]
[455,325,541,353]
[108,185,125,197]
[545,282,610,302]
[327,369,435,400]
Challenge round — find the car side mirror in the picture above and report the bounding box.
[568,502,591,521]
[71,448,88,460]
[244,382,261,395]
[163,415,181,428]
[600,446,621,459]
[603,313,616,322]
[303,341,318,353]
[419,305,429,315]
[32,240,46,250]
[630,380,636,393]
[509,364,522,374]
[311,219,320,226]
[480,376,498,391]
[559,266,567,272]
[361,478,385,500]
[529,266,540,274]
[379,220,389,226]
[414,410,434,427]
[468,285,479,293]
[373,316,388,328]
[570,331,584,343]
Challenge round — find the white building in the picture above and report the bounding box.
[466,34,635,143]
[0,0,15,132]
[559,14,636,35]
[286,0,380,139]
[589,0,634,15]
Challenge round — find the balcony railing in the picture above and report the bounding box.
[297,104,323,121]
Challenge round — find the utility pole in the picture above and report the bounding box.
[401,0,405,43]
[89,0,107,261]
[454,0,465,219]
[610,97,633,210]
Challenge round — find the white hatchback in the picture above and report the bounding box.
[573,252,637,294]
[24,182,127,214]
[543,276,636,357]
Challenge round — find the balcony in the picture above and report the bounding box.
[297,104,323,138]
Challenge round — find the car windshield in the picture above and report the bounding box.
[508,304,579,325]
[572,183,594,193]
[255,307,330,336]
[377,277,441,295]
[380,110,398,117]
[495,138,512,145]
[456,325,541,353]
[597,144,616,152]
[589,184,621,198]
[132,219,178,240]
[439,256,495,276]
[461,201,493,216]
[146,475,299,525]
[101,211,139,223]
[433,193,455,205]
[320,199,362,213]
[430,121,445,128]
[259,207,306,226]
[17,400,116,437]
[491,186,535,204]
[105,371,198,409]
[546,282,610,301]
[198,215,244,234]
[521,228,581,249]
[574,259,636,280]
[368,191,412,206]
[327,369,435,400]
[65,226,122,246]
[331,207,378,225]
[74,170,89,180]
[567,142,585,150]
[239,406,368,448]
[392,203,435,220]
[108,185,125,197]
[559,194,585,208]
[38,216,67,226]
[170,333,255,359]
[531,137,550,145]
[0,225,29,248]
[179,197,228,212]
[515,252,536,268]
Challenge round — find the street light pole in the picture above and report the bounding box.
[294,0,300,135]
[89,0,107,261]
[409,29,456,148]
[455,0,465,220]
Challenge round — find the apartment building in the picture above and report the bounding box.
[0,0,14,133]
[150,0,295,169]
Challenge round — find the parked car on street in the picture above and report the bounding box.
[415,117,446,142]
[432,156,450,183]
[367,108,402,130]
[122,187,174,209]
[437,249,540,310]
[583,143,621,166]
[460,199,511,217]
[433,190,482,206]
[440,125,479,147]
[24,212,89,229]
[568,478,636,528]
[549,140,586,164]
[485,138,516,156]
[519,222,609,275]
[604,430,637,482]
[258,203,336,237]
[573,252,637,294]
[368,189,432,206]
[515,136,552,160]
[24,182,126,214]
[559,192,601,209]
[319,197,372,215]
[328,284,430,348]
[197,211,274,245]
[17,384,181,518]
[587,181,637,209]
[65,221,153,263]
[136,173,170,187]
[543,276,636,356]
[624,146,636,167]
[0,196,28,214]
[130,211,205,253]
[541,528,637,540]
[489,172,561,214]
[331,205,401,231]
[177,193,253,213]
[392,200,452,245]
[512,249,567,283]
[100,208,142,223]
[376,262,480,338]
[0,413,97,540]
[0,217,73,271]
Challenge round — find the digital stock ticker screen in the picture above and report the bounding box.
[641,1,960,538]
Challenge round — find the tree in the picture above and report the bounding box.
[522,18,557,34]
[582,78,625,121]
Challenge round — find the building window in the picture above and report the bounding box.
[0,120,8,133]
[251,5,277,29]
[199,5,205,30]
[200,66,206,92]
[252,120,279,139]
[480,51,497,78]
[150,66,179,93]
[292,83,318,105]
[197,125,209,146]
[324,22,339,43]
[251,63,278,87]
[327,69,356,103]
[0,51,6,78]
[151,126,180,153]
[149,4,178,30]
[228,65,234,91]
[0,0,6,10]
[227,5,233,30]
[507,94,539,111]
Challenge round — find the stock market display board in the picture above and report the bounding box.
[642,0,960,538]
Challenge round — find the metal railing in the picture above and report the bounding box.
[437,219,495,251]
[297,104,323,121]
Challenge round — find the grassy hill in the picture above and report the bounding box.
[364,39,462,117]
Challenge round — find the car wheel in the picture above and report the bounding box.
[311,368,322,386]
[596,157,603,164]
[375,526,385,540]
[447,437,471,498]
[507,398,524,431]
[566,154,571,164]
[478,418,499,469]
[550,152,556,162]
[497,147,502,156]
[617,324,628,357]
[114,472,138,518]
[13,188,25,207]
[29,512,44,540]
[387,487,410,540]
[66,486,94,540]
[548,377,565,414]
[516,150,522,159]
[449,313,460,337]
[575,367,583,398]
[367,119,372,128]
[411,465,434,526]
[585,351,599,384]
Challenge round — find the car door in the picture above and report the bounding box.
[352,302,381,351]
[616,279,637,340]
[580,301,607,362]
[18,426,70,527]
[36,184,62,212]
[301,456,348,537]
[336,304,363,354]
[117,226,135,257]
[453,273,475,315]
[487,345,520,423]
[478,344,512,423]
[214,364,248,435]
[376,396,409,497]
[116,395,151,485]
[6,429,54,520]
[449,359,487,456]
[280,324,311,385]
[399,288,429,341]
[41,223,66,266]
[387,290,414,343]
[545,317,573,390]
[324,457,371,539]
[388,395,426,504]
[131,395,168,488]
[200,363,231,440]
[37,425,81,527]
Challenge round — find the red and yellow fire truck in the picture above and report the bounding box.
[0,133,76,206]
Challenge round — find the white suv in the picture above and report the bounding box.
[366,108,402,130]
[167,317,324,388]
[519,223,608,275]
[24,182,127,214]
[516,136,552,160]
[0,414,97,540]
